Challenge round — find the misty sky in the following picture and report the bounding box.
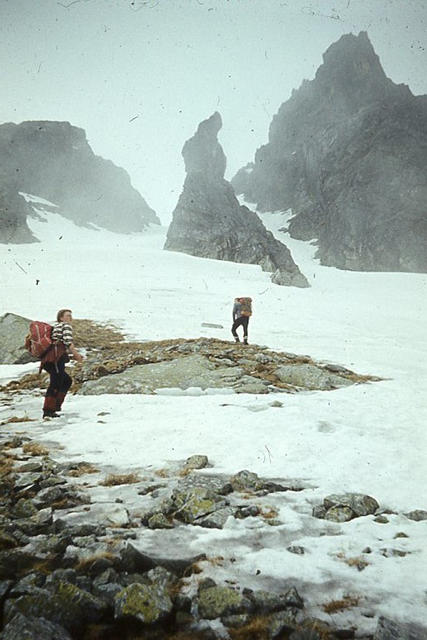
[1,0,427,223]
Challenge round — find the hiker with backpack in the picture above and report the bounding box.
[26,309,83,419]
[231,297,252,344]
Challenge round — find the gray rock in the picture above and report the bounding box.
[197,507,236,529]
[0,612,72,640]
[230,470,263,492]
[287,546,306,555]
[79,354,256,395]
[373,616,427,639]
[3,582,107,632]
[405,509,427,521]
[276,363,353,390]
[184,454,209,470]
[197,586,251,619]
[164,112,308,288]
[119,542,206,577]
[171,486,227,524]
[0,313,36,364]
[114,582,173,624]
[323,493,379,517]
[324,506,355,522]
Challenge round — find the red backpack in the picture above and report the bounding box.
[25,321,53,359]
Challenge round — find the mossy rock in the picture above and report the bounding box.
[114,582,173,625]
[172,486,225,524]
[197,586,250,619]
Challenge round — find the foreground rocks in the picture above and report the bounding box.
[164,111,309,288]
[0,431,425,639]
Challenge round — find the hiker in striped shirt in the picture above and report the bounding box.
[42,309,83,419]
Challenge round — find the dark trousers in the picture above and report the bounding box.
[231,316,249,339]
[43,356,72,413]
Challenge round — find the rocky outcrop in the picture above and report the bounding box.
[0,120,159,241]
[0,313,36,365]
[232,31,427,272]
[164,112,308,287]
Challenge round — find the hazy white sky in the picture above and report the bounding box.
[1,0,426,222]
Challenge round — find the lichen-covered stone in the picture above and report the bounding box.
[171,486,226,524]
[229,470,263,492]
[114,582,173,624]
[197,586,251,619]
[148,513,174,529]
[184,454,209,470]
[323,493,379,517]
[324,505,354,522]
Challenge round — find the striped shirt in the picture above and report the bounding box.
[51,322,73,347]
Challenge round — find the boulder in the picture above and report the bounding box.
[113,582,173,625]
[275,364,353,390]
[197,586,251,619]
[0,313,36,364]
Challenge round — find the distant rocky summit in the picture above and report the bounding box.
[232,31,427,273]
[0,120,159,242]
[164,112,308,287]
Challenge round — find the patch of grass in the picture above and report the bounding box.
[154,468,170,478]
[0,415,37,425]
[100,472,140,486]
[322,595,360,614]
[67,463,99,477]
[74,552,118,573]
[259,506,279,520]
[22,442,49,456]
[336,552,369,571]
[229,616,271,640]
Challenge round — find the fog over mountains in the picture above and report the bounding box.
[232,31,427,273]
[0,120,159,243]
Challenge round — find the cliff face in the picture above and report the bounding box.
[164,112,308,287]
[0,120,159,242]
[232,32,427,272]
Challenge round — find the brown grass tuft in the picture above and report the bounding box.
[0,415,37,425]
[74,551,118,573]
[100,472,140,486]
[229,615,271,640]
[259,507,279,520]
[322,595,360,614]
[22,442,49,456]
[67,463,99,477]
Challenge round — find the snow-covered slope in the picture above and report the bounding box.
[1,197,426,632]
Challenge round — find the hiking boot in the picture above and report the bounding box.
[243,338,248,345]
[43,411,60,419]
[234,337,240,343]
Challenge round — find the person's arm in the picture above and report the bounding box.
[62,323,83,362]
